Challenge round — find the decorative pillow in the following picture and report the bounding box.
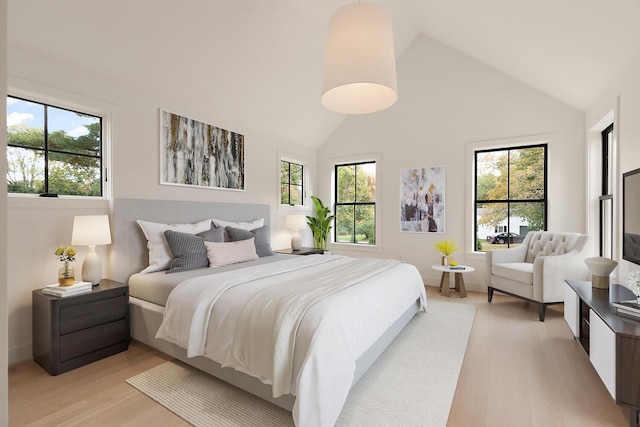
[136,219,212,273]
[197,225,225,242]
[204,238,259,268]
[225,225,274,257]
[163,226,225,273]
[212,217,264,231]
[164,230,209,273]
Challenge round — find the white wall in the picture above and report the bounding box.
[317,35,587,290]
[587,51,640,281]
[6,50,316,364]
[1,0,9,422]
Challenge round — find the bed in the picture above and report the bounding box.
[111,198,426,427]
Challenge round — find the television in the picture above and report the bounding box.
[623,167,640,265]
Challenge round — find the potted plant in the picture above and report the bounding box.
[433,239,460,266]
[306,196,335,251]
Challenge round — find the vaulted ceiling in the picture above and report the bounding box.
[8,1,640,148]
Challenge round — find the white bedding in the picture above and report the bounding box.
[156,255,426,427]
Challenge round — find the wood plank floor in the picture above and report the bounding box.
[9,286,630,426]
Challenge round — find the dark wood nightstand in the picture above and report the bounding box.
[275,247,325,255]
[32,279,130,375]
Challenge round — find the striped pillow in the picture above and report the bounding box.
[204,238,259,268]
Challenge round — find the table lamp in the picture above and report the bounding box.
[71,215,112,285]
[285,214,307,251]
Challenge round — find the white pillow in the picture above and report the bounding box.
[211,217,264,231]
[204,238,259,268]
[137,219,212,273]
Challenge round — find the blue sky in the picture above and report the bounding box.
[6,97,97,138]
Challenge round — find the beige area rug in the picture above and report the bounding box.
[126,299,476,427]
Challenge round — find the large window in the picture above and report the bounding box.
[600,124,614,258]
[475,144,547,251]
[6,96,103,196]
[280,159,304,206]
[335,161,376,245]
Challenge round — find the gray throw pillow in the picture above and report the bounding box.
[164,225,225,273]
[225,225,274,257]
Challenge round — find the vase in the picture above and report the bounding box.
[58,262,75,286]
[441,255,449,266]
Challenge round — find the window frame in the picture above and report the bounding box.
[278,151,310,210]
[333,160,377,246]
[473,142,548,253]
[6,87,110,200]
[280,158,305,207]
[599,123,614,258]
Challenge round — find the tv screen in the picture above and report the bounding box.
[623,167,640,265]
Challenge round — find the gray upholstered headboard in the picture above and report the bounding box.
[109,198,270,283]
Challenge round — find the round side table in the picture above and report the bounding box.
[431,265,475,297]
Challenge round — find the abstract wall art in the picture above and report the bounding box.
[400,166,445,233]
[160,109,245,191]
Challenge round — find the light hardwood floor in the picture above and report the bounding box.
[9,286,630,426]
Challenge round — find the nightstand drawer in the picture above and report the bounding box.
[59,319,127,362]
[60,296,126,334]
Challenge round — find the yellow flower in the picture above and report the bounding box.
[433,239,460,256]
[55,245,76,262]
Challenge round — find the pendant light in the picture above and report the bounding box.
[321,2,398,114]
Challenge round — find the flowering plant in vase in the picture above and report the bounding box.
[624,271,640,303]
[55,246,76,285]
[433,239,460,266]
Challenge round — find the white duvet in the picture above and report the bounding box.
[156,255,426,427]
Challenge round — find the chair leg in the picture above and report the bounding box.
[488,287,494,302]
[539,303,546,322]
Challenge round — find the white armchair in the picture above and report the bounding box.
[486,231,590,321]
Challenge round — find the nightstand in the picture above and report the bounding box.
[32,279,130,375]
[275,247,325,256]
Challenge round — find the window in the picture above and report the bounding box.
[475,144,547,251]
[280,159,304,206]
[335,161,376,245]
[6,96,103,196]
[600,124,614,258]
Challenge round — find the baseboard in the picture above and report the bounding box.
[9,343,32,366]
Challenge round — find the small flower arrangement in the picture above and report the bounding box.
[433,239,460,256]
[625,271,640,300]
[55,246,76,279]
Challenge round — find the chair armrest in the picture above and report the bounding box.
[485,243,529,286]
[489,243,528,264]
[532,253,590,302]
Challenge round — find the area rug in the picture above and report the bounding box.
[126,298,476,427]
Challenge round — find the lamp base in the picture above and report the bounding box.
[82,246,102,285]
[291,231,302,251]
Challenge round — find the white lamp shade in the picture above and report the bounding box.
[321,2,398,114]
[286,214,308,231]
[71,215,112,246]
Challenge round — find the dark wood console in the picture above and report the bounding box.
[565,281,640,427]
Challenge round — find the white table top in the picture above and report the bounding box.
[431,264,475,273]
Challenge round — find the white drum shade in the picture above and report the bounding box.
[321,2,398,114]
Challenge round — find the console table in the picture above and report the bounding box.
[564,280,640,427]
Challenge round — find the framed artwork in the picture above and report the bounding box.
[160,109,245,191]
[400,166,445,233]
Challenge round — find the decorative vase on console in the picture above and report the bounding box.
[584,257,617,290]
[55,246,76,286]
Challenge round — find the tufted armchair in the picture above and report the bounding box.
[486,231,590,321]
